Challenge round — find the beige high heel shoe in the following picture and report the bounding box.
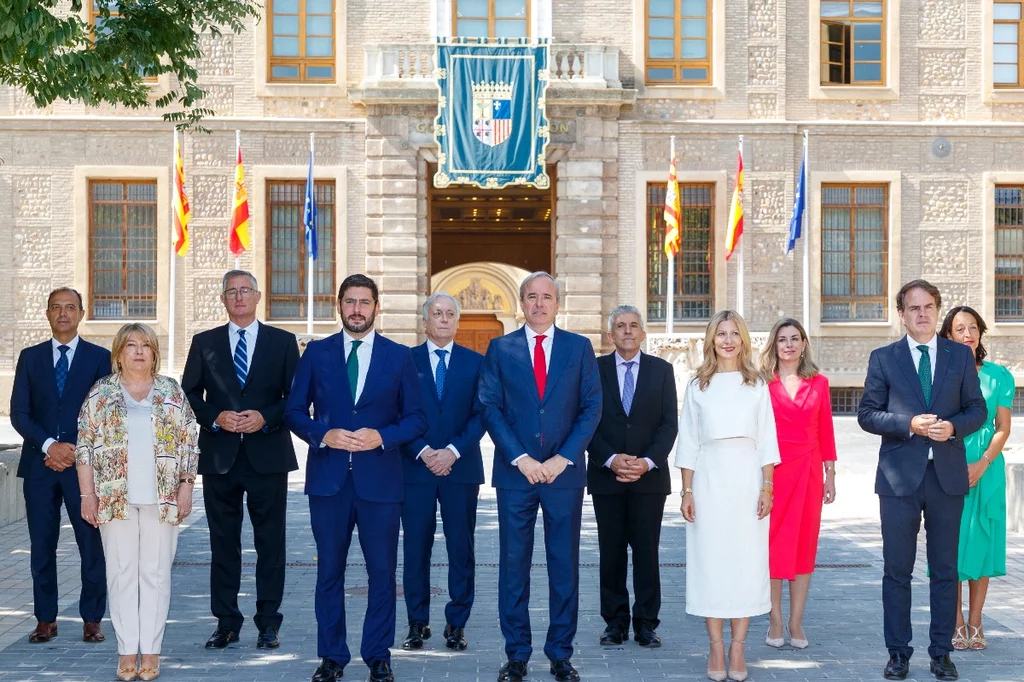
[952,625,969,650]
[707,638,726,681]
[137,656,160,681]
[728,639,748,681]
[788,625,809,649]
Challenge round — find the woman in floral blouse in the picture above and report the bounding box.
[76,323,198,681]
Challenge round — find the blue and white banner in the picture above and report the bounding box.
[434,39,550,190]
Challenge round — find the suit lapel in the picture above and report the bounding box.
[931,337,953,407]
[356,336,385,408]
[513,329,540,405]
[413,344,439,405]
[216,325,237,388]
[440,345,461,404]
[242,322,270,389]
[632,352,652,414]
[541,328,571,404]
[64,341,89,397]
[894,337,928,409]
[599,354,624,416]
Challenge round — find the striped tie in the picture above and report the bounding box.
[234,329,248,387]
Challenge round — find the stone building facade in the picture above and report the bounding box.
[1,0,1023,409]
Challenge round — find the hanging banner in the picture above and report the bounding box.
[434,38,550,190]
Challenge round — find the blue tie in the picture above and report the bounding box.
[622,361,636,415]
[234,329,248,387]
[434,349,448,400]
[55,345,69,397]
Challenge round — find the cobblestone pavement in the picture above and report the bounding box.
[0,417,1021,681]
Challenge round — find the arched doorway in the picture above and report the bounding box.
[432,263,529,355]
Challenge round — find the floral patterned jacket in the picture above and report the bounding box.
[75,374,199,525]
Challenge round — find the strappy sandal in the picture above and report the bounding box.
[967,624,987,650]
[952,625,968,650]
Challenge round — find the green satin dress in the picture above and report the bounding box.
[957,361,1013,581]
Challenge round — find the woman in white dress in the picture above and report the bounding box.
[676,310,780,681]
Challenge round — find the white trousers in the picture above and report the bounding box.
[99,504,179,655]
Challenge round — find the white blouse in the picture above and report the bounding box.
[123,386,158,505]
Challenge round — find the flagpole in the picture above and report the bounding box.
[307,133,315,335]
[234,129,241,271]
[801,131,810,326]
[736,135,745,317]
[168,129,178,374]
[666,135,676,335]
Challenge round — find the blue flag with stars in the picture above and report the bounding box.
[303,150,318,261]
[786,143,807,254]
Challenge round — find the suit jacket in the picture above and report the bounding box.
[181,322,299,475]
[11,339,111,480]
[857,335,986,497]
[400,342,485,485]
[587,352,678,495]
[478,326,602,491]
[284,331,427,503]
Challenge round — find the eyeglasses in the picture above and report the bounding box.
[224,287,255,298]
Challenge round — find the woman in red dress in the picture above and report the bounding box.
[758,318,837,649]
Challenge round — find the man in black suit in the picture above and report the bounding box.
[858,280,986,682]
[586,305,677,650]
[182,270,299,650]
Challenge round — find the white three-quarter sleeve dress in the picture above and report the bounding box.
[674,371,782,618]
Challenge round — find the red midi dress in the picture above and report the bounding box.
[767,373,837,580]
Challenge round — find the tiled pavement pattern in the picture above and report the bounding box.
[0,417,1022,682]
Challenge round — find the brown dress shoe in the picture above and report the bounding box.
[83,621,105,642]
[28,621,57,643]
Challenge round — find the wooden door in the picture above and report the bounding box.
[455,313,504,355]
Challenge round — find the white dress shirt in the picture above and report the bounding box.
[227,319,260,375]
[417,339,461,461]
[604,351,657,472]
[907,333,938,460]
[345,329,375,404]
[43,335,82,456]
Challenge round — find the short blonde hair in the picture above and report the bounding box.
[110,323,161,376]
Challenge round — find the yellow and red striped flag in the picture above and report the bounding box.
[229,142,251,255]
[725,147,744,261]
[172,137,190,256]
[663,151,681,258]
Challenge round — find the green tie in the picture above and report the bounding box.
[347,339,363,401]
[917,344,931,405]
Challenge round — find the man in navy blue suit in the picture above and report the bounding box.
[285,274,426,682]
[858,280,986,682]
[478,272,602,682]
[11,288,110,644]
[400,292,485,652]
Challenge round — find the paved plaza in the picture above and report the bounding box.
[0,417,1021,681]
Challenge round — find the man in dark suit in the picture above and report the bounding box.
[587,305,677,650]
[478,271,602,682]
[11,287,109,644]
[181,270,299,650]
[858,279,986,682]
[400,293,485,651]
[285,274,426,682]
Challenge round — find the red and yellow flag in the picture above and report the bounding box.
[663,153,681,258]
[229,143,251,255]
[172,137,190,256]
[725,148,744,261]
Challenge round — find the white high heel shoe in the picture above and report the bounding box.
[788,626,809,649]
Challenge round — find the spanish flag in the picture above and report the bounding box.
[663,149,681,258]
[172,136,190,256]
[725,147,744,261]
[229,140,251,256]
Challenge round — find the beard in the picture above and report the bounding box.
[342,310,376,334]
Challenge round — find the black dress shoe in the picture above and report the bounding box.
[402,622,430,649]
[549,659,580,682]
[311,657,344,682]
[443,624,468,650]
[929,654,958,681]
[368,660,394,682]
[257,626,280,649]
[497,660,528,682]
[600,625,627,646]
[205,627,240,649]
[883,652,910,680]
[634,626,662,648]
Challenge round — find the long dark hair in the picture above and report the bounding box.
[939,306,988,363]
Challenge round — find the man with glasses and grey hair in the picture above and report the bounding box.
[181,270,300,651]
[399,292,486,652]
[586,305,677,650]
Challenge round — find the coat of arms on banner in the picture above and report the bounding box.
[472,81,513,147]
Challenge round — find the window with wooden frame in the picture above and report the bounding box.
[453,0,529,38]
[266,180,337,320]
[89,1,158,82]
[820,1,885,85]
[647,182,714,322]
[820,184,888,321]
[995,3,1023,88]
[89,180,158,320]
[995,185,1024,320]
[268,0,335,82]
[645,0,712,85]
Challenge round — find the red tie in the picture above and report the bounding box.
[533,334,547,399]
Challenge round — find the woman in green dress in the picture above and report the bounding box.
[939,306,1012,651]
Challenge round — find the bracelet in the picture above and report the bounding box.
[80,493,96,498]
[762,479,774,488]
[760,486,774,496]
[682,488,693,496]
[179,476,196,485]
[981,454,992,464]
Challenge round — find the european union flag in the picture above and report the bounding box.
[786,145,807,255]
[303,150,318,261]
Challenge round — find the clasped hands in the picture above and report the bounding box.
[421,447,457,477]
[910,414,954,442]
[322,427,383,452]
[609,454,650,483]
[44,442,76,472]
[215,410,267,434]
[517,454,571,485]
